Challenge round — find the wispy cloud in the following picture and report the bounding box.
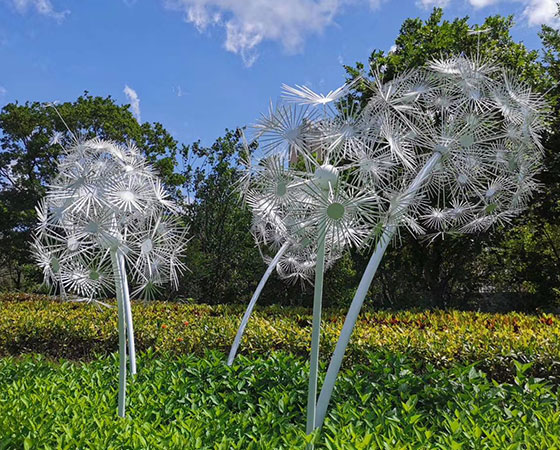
[416,0,450,8]
[123,85,141,122]
[173,85,186,97]
[522,0,560,27]
[467,0,499,7]
[10,0,69,22]
[0,86,7,97]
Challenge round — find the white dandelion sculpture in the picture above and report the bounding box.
[235,54,547,434]
[230,87,382,433]
[32,138,189,418]
[227,151,349,368]
[313,57,548,429]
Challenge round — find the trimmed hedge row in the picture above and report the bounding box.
[1,293,559,382]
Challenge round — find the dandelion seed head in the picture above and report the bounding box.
[245,54,547,278]
[33,138,189,301]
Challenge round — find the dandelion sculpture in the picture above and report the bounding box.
[236,54,547,434]
[232,96,381,433]
[32,138,189,418]
[227,151,348,367]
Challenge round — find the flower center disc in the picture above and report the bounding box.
[50,257,60,272]
[276,181,287,197]
[118,190,135,202]
[141,238,153,254]
[327,202,345,220]
[67,237,79,251]
[314,164,339,191]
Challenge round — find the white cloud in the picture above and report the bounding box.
[10,0,69,22]
[369,0,386,9]
[523,0,560,26]
[173,85,186,97]
[123,85,141,122]
[468,0,499,8]
[388,44,397,53]
[163,0,354,66]
[416,0,450,8]
[0,86,6,96]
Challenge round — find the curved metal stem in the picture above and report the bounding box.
[306,222,327,435]
[315,225,394,428]
[228,241,291,366]
[118,253,136,375]
[314,152,442,429]
[111,249,127,418]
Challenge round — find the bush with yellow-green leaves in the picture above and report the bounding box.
[1,293,558,382]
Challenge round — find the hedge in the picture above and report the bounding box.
[1,293,559,382]
[1,352,559,448]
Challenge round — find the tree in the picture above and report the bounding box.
[0,93,185,290]
[178,129,265,303]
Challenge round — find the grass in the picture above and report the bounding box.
[0,351,559,449]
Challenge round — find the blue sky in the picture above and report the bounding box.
[0,0,557,147]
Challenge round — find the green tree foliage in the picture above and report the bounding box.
[0,93,185,290]
[177,129,264,303]
[343,8,559,310]
[347,9,545,87]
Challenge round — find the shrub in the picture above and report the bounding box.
[1,293,559,383]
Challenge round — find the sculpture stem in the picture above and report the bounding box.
[118,253,136,375]
[228,241,291,366]
[111,249,128,418]
[314,152,442,429]
[306,221,327,435]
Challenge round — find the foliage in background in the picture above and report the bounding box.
[178,129,278,304]
[1,294,558,383]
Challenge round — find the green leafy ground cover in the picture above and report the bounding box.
[1,294,559,382]
[1,351,559,449]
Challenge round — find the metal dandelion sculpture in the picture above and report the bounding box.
[314,56,547,429]
[227,150,353,368]
[231,95,382,433]
[234,53,547,434]
[33,138,189,418]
